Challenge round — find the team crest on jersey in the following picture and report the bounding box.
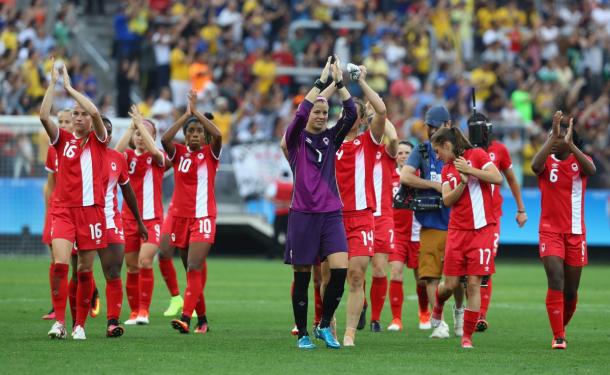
[541,243,546,253]
[354,139,361,145]
[147,157,152,164]
[571,163,579,172]
[323,137,329,145]
[305,137,312,144]
[489,152,495,161]
[198,153,204,159]
[111,162,117,171]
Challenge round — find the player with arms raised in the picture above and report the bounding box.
[531,111,596,350]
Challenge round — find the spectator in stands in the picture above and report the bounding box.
[13,133,33,178]
[169,37,190,109]
[152,25,172,93]
[363,45,389,94]
[212,96,233,145]
[116,59,138,117]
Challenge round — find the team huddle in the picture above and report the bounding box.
[41,57,221,340]
[283,56,595,350]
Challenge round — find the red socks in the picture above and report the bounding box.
[50,263,69,325]
[564,293,578,328]
[546,288,565,338]
[314,283,323,325]
[389,280,403,320]
[432,288,450,320]
[126,272,139,313]
[183,270,203,319]
[159,257,180,297]
[106,277,123,321]
[479,277,493,318]
[68,277,77,323]
[139,268,154,313]
[370,276,388,321]
[195,263,207,316]
[75,271,93,327]
[416,283,429,313]
[463,309,479,339]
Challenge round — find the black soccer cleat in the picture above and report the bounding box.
[370,320,381,332]
[357,303,367,330]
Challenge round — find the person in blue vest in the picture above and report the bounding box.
[400,106,465,339]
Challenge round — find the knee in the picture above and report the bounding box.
[466,282,480,298]
[105,264,122,280]
[348,270,364,288]
[126,264,139,273]
[444,278,460,292]
[547,272,564,290]
[139,258,153,269]
[187,261,203,272]
[390,268,403,282]
[372,264,385,277]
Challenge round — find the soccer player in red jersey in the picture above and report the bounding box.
[100,116,148,336]
[429,127,503,349]
[387,141,429,332]
[42,65,112,340]
[116,106,169,325]
[369,118,398,332]
[334,65,386,346]
[531,111,596,350]
[162,91,222,334]
[467,112,528,332]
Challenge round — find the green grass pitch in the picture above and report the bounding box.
[0,257,607,374]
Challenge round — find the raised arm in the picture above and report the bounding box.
[565,118,596,176]
[40,58,58,141]
[503,167,527,227]
[190,92,222,158]
[358,65,386,143]
[384,119,398,158]
[115,122,135,152]
[532,111,561,175]
[62,66,106,141]
[130,105,165,166]
[119,182,148,241]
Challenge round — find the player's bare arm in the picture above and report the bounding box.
[190,91,222,158]
[62,65,107,141]
[120,182,148,241]
[455,157,503,185]
[503,167,527,227]
[441,173,468,207]
[129,105,164,166]
[161,94,192,159]
[384,119,399,158]
[358,65,386,143]
[400,165,442,192]
[39,57,58,141]
[531,110,562,175]
[565,118,596,176]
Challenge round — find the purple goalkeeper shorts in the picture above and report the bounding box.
[284,209,348,266]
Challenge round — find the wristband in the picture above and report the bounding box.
[334,80,344,89]
[517,210,526,214]
[314,79,326,90]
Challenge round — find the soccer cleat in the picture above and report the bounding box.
[135,310,150,325]
[72,325,86,340]
[125,311,138,325]
[171,319,190,334]
[461,336,474,349]
[552,337,567,350]
[430,317,442,329]
[291,325,299,336]
[163,295,184,317]
[194,321,209,334]
[370,320,381,332]
[317,327,340,349]
[419,310,432,330]
[429,320,450,339]
[48,322,67,339]
[475,318,488,332]
[313,325,322,339]
[297,335,316,349]
[42,308,55,320]
[453,305,465,337]
[106,323,124,338]
[387,318,403,332]
[90,288,100,318]
[357,303,367,330]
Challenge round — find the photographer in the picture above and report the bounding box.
[399,106,464,339]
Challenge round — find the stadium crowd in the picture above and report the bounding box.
[1,0,609,188]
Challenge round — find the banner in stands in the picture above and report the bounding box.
[230,142,292,198]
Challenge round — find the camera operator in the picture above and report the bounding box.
[400,106,465,338]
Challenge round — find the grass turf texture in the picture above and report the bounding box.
[0,257,607,374]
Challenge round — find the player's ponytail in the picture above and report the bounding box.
[430,127,473,157]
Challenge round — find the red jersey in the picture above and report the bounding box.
[336,130,380,212]
[105,149,129,229]
[441,148,496,230]
[487,140,512,219]
[122,148,166,221]
[391,167,421,241]
[52,129,108,208]
[169,143,220,218]
[538,154,590,235]
[373,146,396,217]
[267,180,293,216]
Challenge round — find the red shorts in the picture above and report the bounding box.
[492,220,500,256]
[443,225,496,277]
[42,209,53,245]
[373,215,395,254]
[161,213,174,236]
[342,210,374,259]
[51,206,107,250]
[390,237,420,269]
[170,216,217,248]
[106,226,125,245]
[124,218,161,253]
[539,232,587,267]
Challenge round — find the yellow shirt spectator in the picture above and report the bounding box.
[213,111,233,144]
[252,56,276,95]
[22,58,45,99]
[1,29,17,50]
[170,48,189,81]
[430,7,451,41]
[200,24,221,54]
[363,50,389,93]
[171,2,186,16]
[243,0,258,15]
[138,101,152,118]
[470,67,497,102]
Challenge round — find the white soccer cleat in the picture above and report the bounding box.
[419,320,432,330]
[48,322,66,339]
[72,325,86,340]
[430,317,442,329]
[453,305,465,337]
[135,315,150,325]
[125,312,138,325]
[429,320,450,339]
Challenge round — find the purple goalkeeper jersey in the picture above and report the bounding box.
[285,98,357,213]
